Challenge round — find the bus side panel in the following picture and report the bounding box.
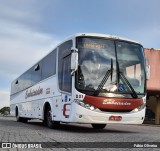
[50,96,62,121]
[10,104,16,116]
[10,91,26,117]
[10,75,62,120]
[60,93,72,122]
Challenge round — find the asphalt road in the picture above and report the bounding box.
[0,116,160,151]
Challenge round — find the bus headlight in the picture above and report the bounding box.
[132,103,146,112]
[74,100,97,111]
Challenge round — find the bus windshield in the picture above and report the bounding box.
[76,37,145,97]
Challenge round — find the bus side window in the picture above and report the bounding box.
[58,40,72,91]
[42,49,57,80]
[31,62,42,84]
[62,56,72,93]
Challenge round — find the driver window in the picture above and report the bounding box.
[62,56,72,92]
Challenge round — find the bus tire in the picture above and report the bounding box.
[91,124,106,129]
[46,106,60,129]
[15,107,22,122]
[21,118,28,123]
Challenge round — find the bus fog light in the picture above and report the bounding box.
[79,101,85,107]
[90,106,95,111]
[85,104,90,108]
[134,108,139,112]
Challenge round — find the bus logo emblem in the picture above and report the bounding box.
[25,87,43,99]
[103,100,131,106]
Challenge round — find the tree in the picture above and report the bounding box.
[0,107,10,114]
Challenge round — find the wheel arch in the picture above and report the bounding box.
[15,105,19,117]
[43,102,51,120]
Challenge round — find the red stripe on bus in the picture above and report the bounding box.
[84,95,143,110]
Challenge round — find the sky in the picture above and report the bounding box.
[0,0,160,109]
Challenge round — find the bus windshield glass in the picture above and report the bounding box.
[76,37,145,97]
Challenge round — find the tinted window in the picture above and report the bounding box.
[76,37,116,92]
[116,41,145,94]
[42,49,57,79]
[62,56,72,92]
[58,40,72,90]
[31,62,42,84]
[11,80,19,95]
[11,69,32,95]
[11,49,57,95]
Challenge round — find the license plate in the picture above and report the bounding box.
[109,116,122,121]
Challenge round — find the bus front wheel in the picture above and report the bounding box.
[91,124,106,129]
[45,106,60,129]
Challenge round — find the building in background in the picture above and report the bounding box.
[144,48,160,125]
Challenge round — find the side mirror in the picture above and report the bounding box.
[71,47,78,75]
[145,58,150,80]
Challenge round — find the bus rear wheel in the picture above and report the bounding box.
[16,107,28,123]
[16,107,22,122]
[91,124,106,129]
[45,106,60,129]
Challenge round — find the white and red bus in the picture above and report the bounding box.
[10,33,146,129]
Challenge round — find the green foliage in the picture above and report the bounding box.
[0,107,10,114]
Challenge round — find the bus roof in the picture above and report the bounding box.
[72,33,142,45]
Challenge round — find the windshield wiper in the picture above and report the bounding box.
[116,62,138,98]
[119,72,138,98]
[93,59,113,96]
[114,41,138,98]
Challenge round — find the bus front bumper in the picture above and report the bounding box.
[71,103,145,124]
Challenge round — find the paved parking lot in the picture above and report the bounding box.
[0,116,160,151]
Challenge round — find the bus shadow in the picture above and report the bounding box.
[27,120,138,134]
[0,117,139,134]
